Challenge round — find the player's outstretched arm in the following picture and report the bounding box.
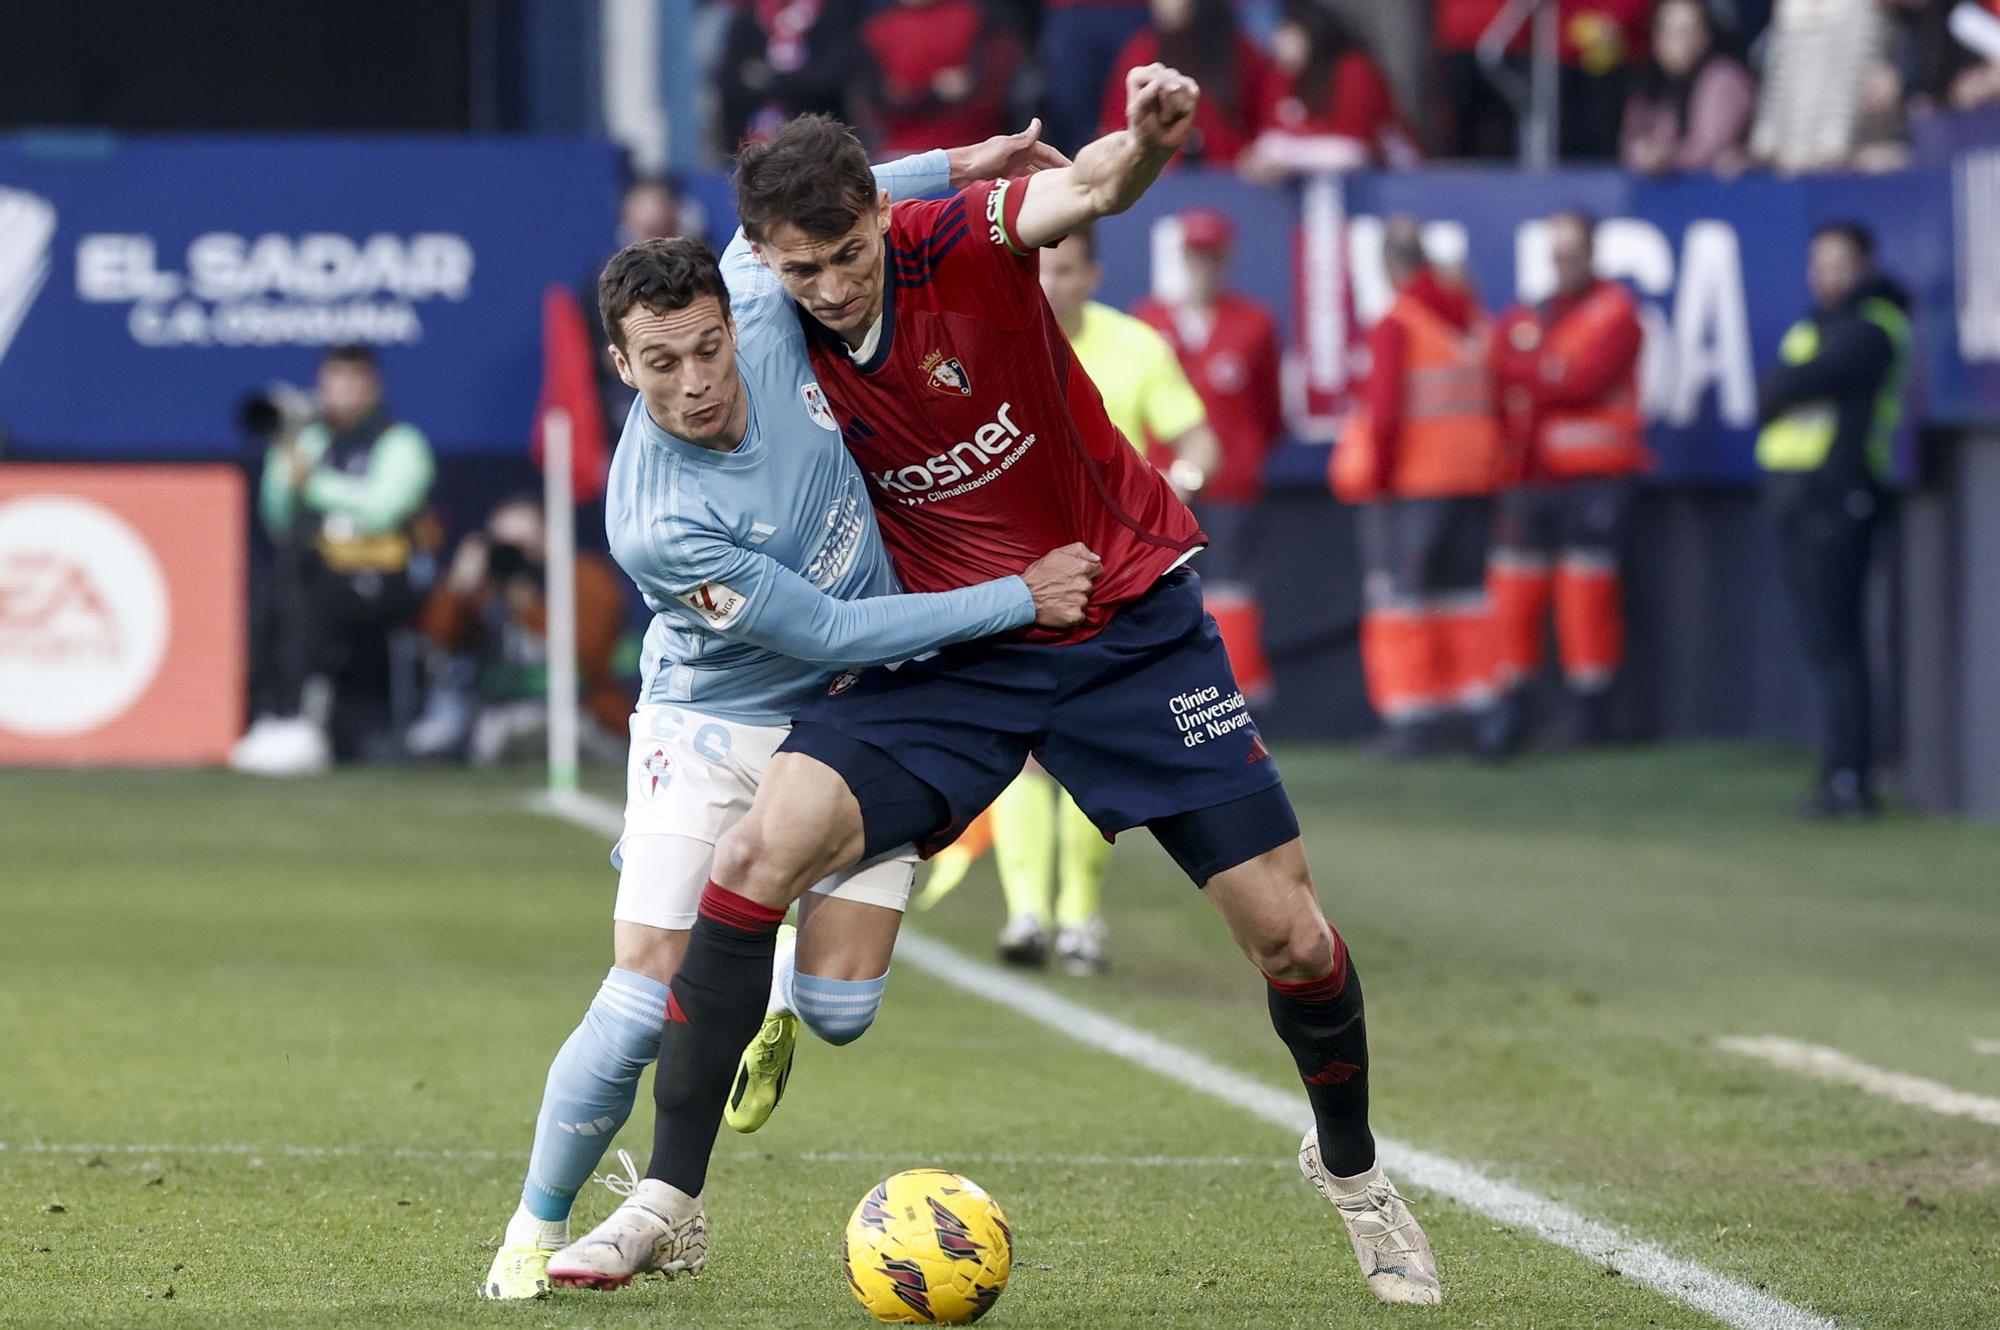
[1006,63,1200,252]
[628,533,1101,668]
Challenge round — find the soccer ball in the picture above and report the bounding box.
[842,1169,1012,1324]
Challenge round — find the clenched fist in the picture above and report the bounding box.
[1022,542,1104,628]
[1124,63,1200,153]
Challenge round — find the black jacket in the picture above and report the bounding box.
[1756,274,1909,498]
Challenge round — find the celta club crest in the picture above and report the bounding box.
[927,1195,984,1261]
[642,747,672,797]
[876,1257,933,1319]
[921,349,972,396]
[801,380,839,430]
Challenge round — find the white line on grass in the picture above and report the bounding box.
[1718,1036,2000,1127]
[1972,1040,2000,1056]
[0,1141,1278,1170]
[533,791,1837,1330]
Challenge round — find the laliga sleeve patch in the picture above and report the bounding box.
[679,580,749,629]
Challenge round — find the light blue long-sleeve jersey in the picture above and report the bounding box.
[606,153,1036,726]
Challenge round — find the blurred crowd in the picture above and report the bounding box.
[691,0,2000,176]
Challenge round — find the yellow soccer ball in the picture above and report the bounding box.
[843,1169,1013,1324]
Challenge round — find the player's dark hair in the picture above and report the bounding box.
[321,342,377,371]
[1812,220,1875,261]
[597,237,732,350]
[733,114,878,244]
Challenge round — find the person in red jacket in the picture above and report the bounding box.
[1132,207,1284,699]
[1486,209,1650,750]
[1333,218,1506,758]
[1099,0,1282,167]
[858,0,1023,156]
[1242,0,1419,179]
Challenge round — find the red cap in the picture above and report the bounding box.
[1180,208,1234,251]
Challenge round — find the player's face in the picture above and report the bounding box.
[611,295,747,449]
[755,194,892,345]
[1039,234,1099,326]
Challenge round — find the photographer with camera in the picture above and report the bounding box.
[230,344,436,775]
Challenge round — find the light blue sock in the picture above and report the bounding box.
[520,967,666,1222]
[792,969,889,1047]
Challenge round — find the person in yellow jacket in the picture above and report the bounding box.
[950,223,1221,974]
[1332,217,1505,759]
[1756,221,1910,819]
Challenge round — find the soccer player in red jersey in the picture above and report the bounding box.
[550,69,1440,1308]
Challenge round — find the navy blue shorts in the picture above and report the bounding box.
[781,570,1296,884]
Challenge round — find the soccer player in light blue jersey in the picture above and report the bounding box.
[478,131,1094,1300]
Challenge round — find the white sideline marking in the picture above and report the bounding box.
[0,1141,1276,1171]
[1719,1036,2000,1127]
[1972,1040,2000,1056]
[532,791,1838,1330]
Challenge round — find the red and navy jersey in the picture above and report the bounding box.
[801,177,1205,645]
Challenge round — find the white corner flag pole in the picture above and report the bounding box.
[542,407,581,796]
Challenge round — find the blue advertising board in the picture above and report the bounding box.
[1915,105,2000,426]
[4,133,1989,476]
[1083,166,1963,486]
[0,135,621,456]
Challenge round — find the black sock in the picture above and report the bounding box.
[647,881,783,1195]
[1267,931,1376,1178]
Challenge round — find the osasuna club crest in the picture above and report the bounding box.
[921,349,971,396]
[800,380,839,430]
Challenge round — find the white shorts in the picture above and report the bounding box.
[611,703,915,931]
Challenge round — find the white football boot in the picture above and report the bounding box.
[1298,1131,1441,1306]
[546,1150,707,1290]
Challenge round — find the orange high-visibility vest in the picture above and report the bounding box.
[1531,284,1649,480]
[1333,294,1503,502]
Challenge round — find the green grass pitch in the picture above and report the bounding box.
[2,744,1997,1328]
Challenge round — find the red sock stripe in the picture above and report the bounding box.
[1265,927,1349,1002]
[697,881,786,933]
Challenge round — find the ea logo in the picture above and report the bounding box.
[0,497,170,736]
